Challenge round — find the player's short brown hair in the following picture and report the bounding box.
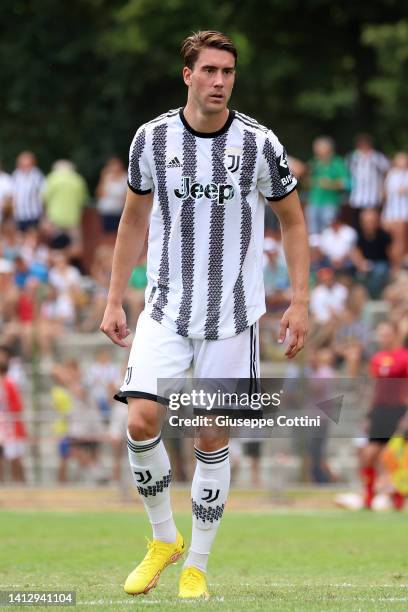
[181,31,238,69]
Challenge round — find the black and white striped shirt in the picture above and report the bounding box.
[382,168,408,221]
[128,108,297,340]
[12,167,44,222]
[348,150,389,208]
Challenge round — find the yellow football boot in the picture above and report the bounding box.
[124,531,184,596]
[178,566,210,599]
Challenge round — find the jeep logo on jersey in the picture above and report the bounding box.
[277,150,294,187]
[174,176,234,205]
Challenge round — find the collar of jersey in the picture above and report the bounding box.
[179,108,235,138]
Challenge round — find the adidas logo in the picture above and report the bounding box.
[167,156,181,168]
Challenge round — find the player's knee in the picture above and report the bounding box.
[127,403,160,441]
[196,431,229,453]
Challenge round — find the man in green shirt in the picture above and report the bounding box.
[43,160,89,234]
[307,137,350,234]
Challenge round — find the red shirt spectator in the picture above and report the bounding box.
[0,374,27,440]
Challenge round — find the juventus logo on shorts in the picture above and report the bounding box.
[201,488,220,503]
[125,367,133,385]
[226,154,241,173]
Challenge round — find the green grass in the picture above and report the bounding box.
[1,510,407,611]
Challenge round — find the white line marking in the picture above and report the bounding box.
[75,595,408,606]
[211,583,408,588]
[77,597,225,606]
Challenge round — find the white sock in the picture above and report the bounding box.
[184,445,230,573]
[127,431,177,543]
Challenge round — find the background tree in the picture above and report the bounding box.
[0,0,406,187]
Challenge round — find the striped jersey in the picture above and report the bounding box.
[12,167,44,222]
[128,108,297,340]
[348,150,389,208]
[383,168,408,222]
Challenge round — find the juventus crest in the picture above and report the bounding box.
[226,154,241,173]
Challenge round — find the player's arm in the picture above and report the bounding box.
[269,189,309,359]
[100,188,152,346]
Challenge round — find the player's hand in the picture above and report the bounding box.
[278,302,308,359]
[100,303,131,348]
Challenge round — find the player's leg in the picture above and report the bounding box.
[362,405,407,509]
[127,398,176,543]
[360,441,382,509]
[179,322,259,598]
[118,310,192,595]
[179,424,229,599]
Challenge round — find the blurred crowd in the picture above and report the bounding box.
[262,133,408,373]
[0,133,407,488]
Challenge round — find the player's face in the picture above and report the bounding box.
[183,48,236,115]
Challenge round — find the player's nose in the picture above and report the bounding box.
[214,71,224,87]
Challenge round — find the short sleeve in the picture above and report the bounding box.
[128,126,153,195]
[257,130,297,201]
[377,153,390,174]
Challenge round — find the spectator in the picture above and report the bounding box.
[0,219,22,262]
[310,268,348,325]
[347,134,390,229]
[81,245,113,332]
[20,227,49,283]
[0,258,18,337]
[333,288,369,377]
[52,359,106,483]
[383,274,408,329]
[12,151,44,231]
[0,162,13,223]
[260,235,291,359]
[48,251,84,328]
[96,157,127,237]
[382,152,408,270]
[306,347,337,484]
[307,137,349,234]
[20,227,49,267]
[42,160,89,257]
[351,208,391,298]
[0,354,27,482]
[0,345,26,389]
[2,277,38,358]
[317,215,357,272]
[35,284,66,356]
[86,348,121,423]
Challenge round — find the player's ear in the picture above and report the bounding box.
[183,66,192,87]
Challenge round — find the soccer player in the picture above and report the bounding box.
[101,30,309,599]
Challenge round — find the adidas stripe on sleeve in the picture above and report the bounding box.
[128,126,154,195]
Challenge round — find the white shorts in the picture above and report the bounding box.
[115,310,260,406]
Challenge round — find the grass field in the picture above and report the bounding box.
[1,509,407,611]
